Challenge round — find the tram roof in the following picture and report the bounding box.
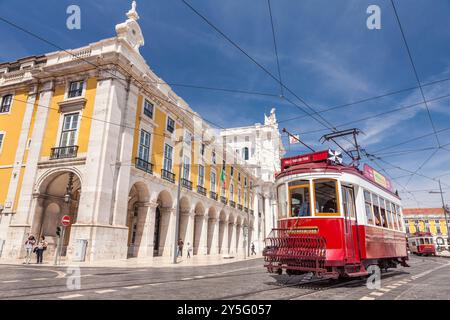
[277,150,400,199]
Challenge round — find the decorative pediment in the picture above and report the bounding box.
[57,97,87,113]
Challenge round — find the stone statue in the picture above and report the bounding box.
[264,107,277,125]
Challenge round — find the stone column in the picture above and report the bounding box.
[3,86,37,215]
[136,201,158,258]
[2,83,53,259]
[209,218,220,255]
[160,207,175,257]
[220,220,228,255]
[197,216,208,255]
[184,211,195,251]
[264,196,271,239]
[228,223,236,255]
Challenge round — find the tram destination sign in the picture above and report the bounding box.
[363,164,394,192]
[281,150,329,170]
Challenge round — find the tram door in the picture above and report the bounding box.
[342,186,356,261]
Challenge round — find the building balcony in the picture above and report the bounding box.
[244,207,249,213]
[250,209,254,215]
[229,200,236,208]
[237,204,243,211]
[181,178,192,190]
[50,145,78,160]
[161,169,175,184]
[197,185,206,196]
[210,191,218,201]
[135,157,153,174]
[220,196,228,205]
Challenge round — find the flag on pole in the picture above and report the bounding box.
[289,134,300,144]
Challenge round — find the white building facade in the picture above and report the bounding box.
[220,109,285,249]
[0,2,270,263]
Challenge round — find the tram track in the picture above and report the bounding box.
[0,269,265,300]
[218,269,408,300]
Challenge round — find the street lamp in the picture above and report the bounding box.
[429,179,450,248]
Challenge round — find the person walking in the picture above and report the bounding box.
[23,234,36,264]
[35,236,48,264]
[186,242,192,258]
[177,238,184,257]
[251,242,256,255]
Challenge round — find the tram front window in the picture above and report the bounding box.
[289,180,311,217]
[314,179,338,214]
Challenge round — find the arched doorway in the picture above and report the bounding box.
[154,190,173,256]
[32,170,81,258]
[126,182,150,258]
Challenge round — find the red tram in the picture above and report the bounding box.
[408,232,436,256]
[263,150,409,279]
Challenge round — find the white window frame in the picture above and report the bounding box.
[138,129,151,162]
[163,143,174,173]
[198,164,205,187]
[210,170,217,193]
[56,112,81,148]
[183,156,190,180]
[143,98,154,119]
[65,80,86,100]
[0,94,13,114]
[166,116,175,134]
[0,131,5,154]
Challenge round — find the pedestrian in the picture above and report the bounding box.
[177,238,184,257]
[251,242,256,255]
[23,234,36,264]
[35,236,48,264]
[186,242,192,258]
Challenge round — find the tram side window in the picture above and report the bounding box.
[372,195,382,227]
[386,201,394,230]
[314,179,338,215]
[342,186,356,219]
[395,205,403,231]
[390,202,398,230]
[364,190,374,225]
[289,180,311,217]
[379,198,388,228]
[277,183,287,218]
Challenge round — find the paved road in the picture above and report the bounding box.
[0,255,449,300]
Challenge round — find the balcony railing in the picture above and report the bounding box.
[197,185,206,196]
[161,169,175,183]
[135,157,153,174]
[210,191,218,201]
[229,200,236,208]
[237,204,243,211]
[50,145,78,160]
[244,207,249,213]
[220,196,227,205]
[181,178,192,190]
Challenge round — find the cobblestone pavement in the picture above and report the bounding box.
[0,255,449,300]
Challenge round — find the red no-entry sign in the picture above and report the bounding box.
[61,215,71,227]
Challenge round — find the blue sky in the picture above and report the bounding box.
[1,0,450,207]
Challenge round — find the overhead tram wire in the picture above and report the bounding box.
[180,0,430,187]
[267,0,283,97]
[277,74,450,125]
[293,93,450,136]
[390,0,441,148]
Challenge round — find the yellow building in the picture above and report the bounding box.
[0,3,267,262]
[403,208,449,248]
